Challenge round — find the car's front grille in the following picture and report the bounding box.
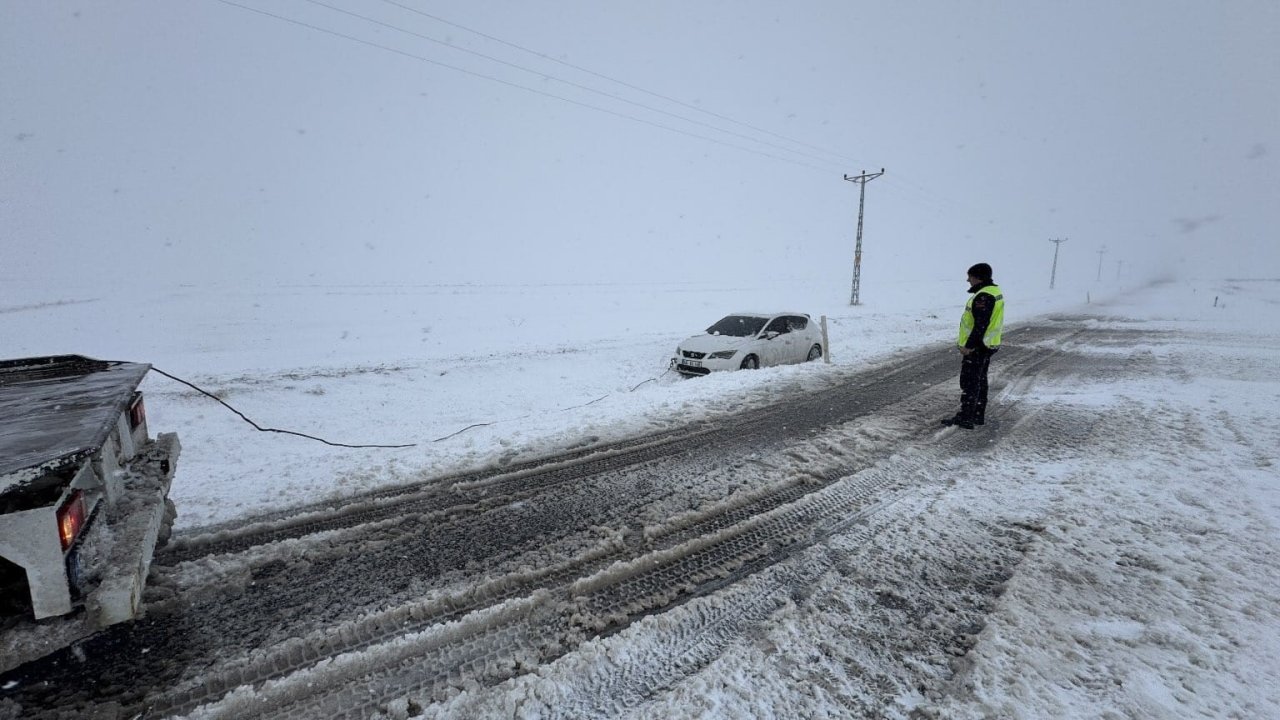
[681,350,706,359]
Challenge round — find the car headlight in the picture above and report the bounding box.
[708,350,737,360]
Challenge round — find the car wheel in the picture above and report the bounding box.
[807,344,823,362]
[740,355,759,370]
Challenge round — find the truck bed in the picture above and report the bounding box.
[0,356,151,502]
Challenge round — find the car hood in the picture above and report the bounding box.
[679,334,754,353]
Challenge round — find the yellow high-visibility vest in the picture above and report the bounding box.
[957,284,1005,348]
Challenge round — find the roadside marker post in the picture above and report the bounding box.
[820,316,832,364]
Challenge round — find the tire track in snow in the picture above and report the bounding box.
[218,393,1069,720]
[187,458,923,719]
[148,333,1078,717]
[175,361,1079,719]
[157,430,708,565]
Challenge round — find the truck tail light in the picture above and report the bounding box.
[128,393,146,429]
[57,491,87,550]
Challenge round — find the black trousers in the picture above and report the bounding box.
[958,349,996,422]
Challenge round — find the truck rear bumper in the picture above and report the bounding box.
[0,433,179,675]
[87,432,180,627]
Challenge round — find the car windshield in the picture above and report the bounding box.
[705,315,768,337]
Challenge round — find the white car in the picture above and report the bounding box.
[673,313,824,376]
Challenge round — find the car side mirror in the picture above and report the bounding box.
[763,331,780,340]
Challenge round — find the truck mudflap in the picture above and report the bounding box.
[0,433,180,675]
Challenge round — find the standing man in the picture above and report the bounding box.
[942,263,1005,429]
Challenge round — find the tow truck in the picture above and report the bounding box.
[0,355,179,674]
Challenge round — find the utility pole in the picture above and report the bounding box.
[1048,237,1068,289]
[1116,259,1123,280]
[843,168,884,306]
[1096,245,1108,282]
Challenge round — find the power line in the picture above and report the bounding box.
[210,0,1063,249]
[297,0,851,170]
[210,0,838,174]
[882,172,972,215]
[374,0,868,168]
[880,170,1074,260]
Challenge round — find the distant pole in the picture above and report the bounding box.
[1096,245,1108,282]
[1116,259,1123,280]
[843,168,885,306]
[1048,237,1068,289]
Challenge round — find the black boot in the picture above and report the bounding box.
[941,415,975,429]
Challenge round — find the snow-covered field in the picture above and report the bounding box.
[4,275,1278,718]
[5,275,1125,529]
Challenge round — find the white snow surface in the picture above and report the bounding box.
[5,276,1279,718]
[5,276,1120,529]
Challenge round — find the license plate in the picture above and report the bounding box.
[685,359,703,367]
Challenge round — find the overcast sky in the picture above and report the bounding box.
[3,1,1277,295]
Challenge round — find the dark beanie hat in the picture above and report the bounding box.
[967,263,993,281]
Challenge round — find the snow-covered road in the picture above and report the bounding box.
[4,282,1277,719]
[2,279,1278,719]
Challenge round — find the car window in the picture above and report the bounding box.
[706,315,768,337]
[763,317,789,334]
[786,316,808,331]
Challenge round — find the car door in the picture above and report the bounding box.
[758,316,791,366]
[784,315,812,363]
